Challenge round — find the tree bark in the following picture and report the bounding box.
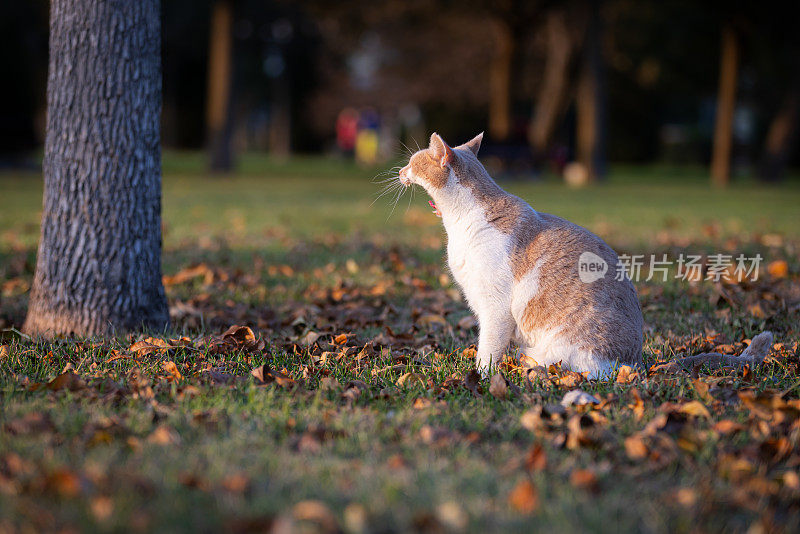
[488,18,515,141]
[575,0,607,181]
[23,0,169,338]
[206,0,235,172]
[710,23,739,187]
[528,9,574,155]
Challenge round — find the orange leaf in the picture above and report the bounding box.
[162,361,183,382]
[508,479,539,514]
[46,372,86,392]
[767,260,788,278]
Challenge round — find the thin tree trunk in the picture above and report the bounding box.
[206,0,235,172]
[759,93,797,182]
[489,19,515,141]
[711,23,739,187]
[575,0,607,181]
[24,0,168,338]
[529,10,573,155]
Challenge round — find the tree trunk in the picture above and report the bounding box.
[23,0,169,338]
[759,93,797,182]
[488,19,515,141]
[528,9,574,156]
[575,0,607,182]
[206,0,235,172]
[710,23,739,187]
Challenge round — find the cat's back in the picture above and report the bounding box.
[510,210,643,365]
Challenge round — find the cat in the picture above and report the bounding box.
[398,132,644,378]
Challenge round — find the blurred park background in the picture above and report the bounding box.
[2,0,800,184]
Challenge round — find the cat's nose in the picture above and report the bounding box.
[399,165,411,185]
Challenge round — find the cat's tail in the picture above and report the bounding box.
[652,331,773,373]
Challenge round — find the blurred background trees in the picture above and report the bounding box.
[1,0,798,183]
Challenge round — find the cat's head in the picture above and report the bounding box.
[398,132,483,192]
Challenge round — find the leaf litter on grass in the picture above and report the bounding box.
[1,236,799,531]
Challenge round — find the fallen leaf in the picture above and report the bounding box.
[44,468,83,497]
[457,315,477,330]
[299,331,321,346]
[524,444,547,472]
[678,401,711,419]
[713,419,745,434]
[416,314,448,329]
[148,425,180,446]
[292,500,339,533]
[162,361,183,382]
[463,370,482,397]
[508,479,539,514]
[396,372,426,388]
[0,345,9,359]
[570,469,599,492]
[624,435,649,460]
[130,337,173,355]
[616,365,638,384]
[90,496,114,522]
[767,260,788,278]
[46,372,86,392]
[334,333,348,345]
[222,325,257,347]
[489,373,509,400]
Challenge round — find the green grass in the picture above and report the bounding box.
[1,154,799,532]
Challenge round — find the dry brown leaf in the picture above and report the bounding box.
[0,344,9,359]
[570,469,599,492]
[554,371,585,388]
[162,263,214,286]
[396,372,426,388]
[624,435,649,460]
[148,425,180,446]
[457,315,478,330]
[162,361,183,382]
[299,331,321,346]
[678,401,711,419]
[220,473,250,493]
[691,379,713,403]
[713,419,745,434]
[130,337,173,355]
[416,314,448,329]
[524,444,547,472]
[292,500,339,533]
[489,373,509,400]
[508,479,539,514]
[46,372,86,392]
[463,370,482,397]
[767,260,788,278]
[44,468,83,497]
[222,325,257,347]
[616,365,638,384]
[333,333,348,345]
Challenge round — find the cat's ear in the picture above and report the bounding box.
[460,132,483,156]
[429,132,454,167]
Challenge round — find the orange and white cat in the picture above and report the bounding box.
[398,132,643,378]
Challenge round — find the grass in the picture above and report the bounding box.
[1,154,799,532]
